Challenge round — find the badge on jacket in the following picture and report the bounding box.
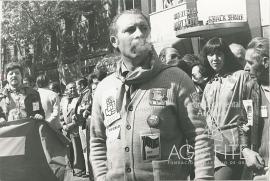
[32,102,40,111]
[243,100,253,126]
[149,88,167,106]
[140,132,161,161]
[104,96,121,127]
[260,106,268,118]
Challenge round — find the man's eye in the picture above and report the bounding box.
[139,25,148,32]
[126,27,136,33]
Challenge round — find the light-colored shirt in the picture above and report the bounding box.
[38,88,61,130]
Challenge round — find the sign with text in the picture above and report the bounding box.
[206,14,245,25]
[174,7,199,31]
[196,0,247,25]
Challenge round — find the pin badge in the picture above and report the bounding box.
[149,88,167,106]
[147,115,160,128]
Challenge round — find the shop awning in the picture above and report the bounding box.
[176,22,249,38]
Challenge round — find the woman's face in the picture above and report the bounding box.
[207,51,225,72]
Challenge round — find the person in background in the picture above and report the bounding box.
[177,60,192,77]
[159,47,181,65]
[94,69,108,82]
[90,9,214,181]
[0,62,44,125]
[90,81,99,98]
[181,53,200,68]
[200,37,250,180]
[49,81,62,97]
[23,76,32,87]
[238,37,269,180]
[36,74,61,131]
[60,82,86,177]
[191,63,208,100]
[75,77,92,178]
[229,43,246,69]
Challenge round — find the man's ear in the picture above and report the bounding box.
[110,36,119,49]
[262,56,269,69]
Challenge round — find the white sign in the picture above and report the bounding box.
[196,0,247,25]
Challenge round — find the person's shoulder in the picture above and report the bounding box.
[96,73,118,88]
[160,66,191,82]
[233,70,249,76]
[24,86,39,96]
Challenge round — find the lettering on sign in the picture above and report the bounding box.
[174,8,199,31]
[206,14,244,24]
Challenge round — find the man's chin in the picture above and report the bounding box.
[10,83,20,87]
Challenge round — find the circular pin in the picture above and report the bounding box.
[147,115,160,128]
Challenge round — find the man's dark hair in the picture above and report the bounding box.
[109,9,150,38]
[5,62,23,77]
[177,60,192,77]
[181,54,200,67]
[201,37,242,78]
[191,63,208,78]
[36,74,49,88]
[77,77,88,88]
[49,82,61,94]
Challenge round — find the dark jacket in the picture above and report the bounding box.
[238,78,261,151]
[0,86,45,121]
[75,87,92,128]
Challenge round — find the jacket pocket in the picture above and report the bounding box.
[152,160,189,181]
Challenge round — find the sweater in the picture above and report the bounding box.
[90,58,214,181]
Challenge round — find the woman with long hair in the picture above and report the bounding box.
[200,37,251,180]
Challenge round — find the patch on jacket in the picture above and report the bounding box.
[105,96,116,116]
[149,88,167,106]
[104,96,121,127]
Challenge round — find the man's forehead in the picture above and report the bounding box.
[245,49,256,58]
[8,68,20,73]
[116,13,148,29]
[245,49,261,62]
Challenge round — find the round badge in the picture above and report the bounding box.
[147,115,160,128]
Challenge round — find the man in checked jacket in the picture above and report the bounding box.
[90,9,214,181]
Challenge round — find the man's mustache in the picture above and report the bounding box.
[131,38,152,54]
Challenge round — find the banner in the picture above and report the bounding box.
[0,119,73,181]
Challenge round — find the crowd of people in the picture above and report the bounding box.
[0,9,269,181]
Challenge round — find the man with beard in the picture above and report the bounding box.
[90,9,214,181]
[0,62,44,125]
[239,37,269,180]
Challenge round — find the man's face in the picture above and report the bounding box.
[245,48,269,83]
[66,83,77,97]
[111,13,151,66]
[76,82,84,94]
[23,80,30,87]
[7,68,22,88]
[165,48,181,65]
